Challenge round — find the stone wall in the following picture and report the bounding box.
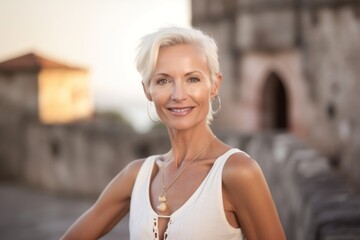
[0,117,170,196]
[300,5,360,187]
[191,0,360,194]
[0,95,33,179]
[0,71,38,112]
[223,133,360,240]
[0,71,39,179]
[19,119,139,195]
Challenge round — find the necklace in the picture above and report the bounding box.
[157,135,217,212]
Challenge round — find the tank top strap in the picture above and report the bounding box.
[201,148,250,197]
[131,155,159,208]
[191,148,249,198]
[141,155,158,176]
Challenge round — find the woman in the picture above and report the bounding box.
[61,26,285,240]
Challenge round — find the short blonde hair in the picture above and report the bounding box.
[135,26,221,124]
[136,26,220,86]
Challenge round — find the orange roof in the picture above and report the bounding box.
[0,52,86,72]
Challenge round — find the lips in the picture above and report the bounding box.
[167,107,194,115]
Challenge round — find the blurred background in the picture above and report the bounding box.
[1,0,360,239]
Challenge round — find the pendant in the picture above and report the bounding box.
[158,193,167,203]
[157,202,167,212]
[157,192,168,212]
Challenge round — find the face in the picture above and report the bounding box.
[144,44,221,130]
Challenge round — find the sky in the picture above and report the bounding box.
[0,0,191,132]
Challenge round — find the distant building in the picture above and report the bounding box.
[0,52,93,124]
[0,52,165,194]
[0,53,99,186]
[191,2,360,238]
[192,0,360,185]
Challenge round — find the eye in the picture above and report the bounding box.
[187,77,200,83]
[156,78,170,85]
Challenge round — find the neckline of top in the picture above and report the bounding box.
[146,148,241,219]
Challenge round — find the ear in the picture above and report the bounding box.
[210,73,222,98]
[142,81,152,101]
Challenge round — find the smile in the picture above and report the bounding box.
[167,107,194,115]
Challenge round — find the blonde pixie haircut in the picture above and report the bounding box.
[135,26,221,124]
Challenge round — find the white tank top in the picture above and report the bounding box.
[129,148,245,240]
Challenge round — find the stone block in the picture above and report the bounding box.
[235,9,295,50]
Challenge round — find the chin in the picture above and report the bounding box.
[163,118,206,131]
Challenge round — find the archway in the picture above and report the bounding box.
[261,72,288,131]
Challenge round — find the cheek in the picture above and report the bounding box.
[190,86,211,102]
[149,88,170,104]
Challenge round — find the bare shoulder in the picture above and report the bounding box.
[222,151,264,189]
[121,158,147,178]
[108,158,147,190]
[94,158,148,206]
[222,151,286,239]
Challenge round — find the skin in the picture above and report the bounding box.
[61,44,285,240]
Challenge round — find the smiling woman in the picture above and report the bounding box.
[144,44,218,130]
[61,26,285,240]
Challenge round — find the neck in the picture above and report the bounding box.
[166,124,215,168]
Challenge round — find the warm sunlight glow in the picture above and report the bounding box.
[39,69,93,124]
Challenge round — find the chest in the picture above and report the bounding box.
[149,161,214,215]
[129,151,243,240]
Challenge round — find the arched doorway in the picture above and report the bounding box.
[261,72,288,131]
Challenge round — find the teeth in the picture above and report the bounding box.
[171,108,191,113]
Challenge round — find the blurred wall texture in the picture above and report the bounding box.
[0,52,169,194]
[191,0,360,239]
[192,0,360,186]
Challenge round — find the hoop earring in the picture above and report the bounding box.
[147,101,160,123]
[211,95,221,117]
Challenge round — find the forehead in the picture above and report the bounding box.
[154,44,208,73]
[158,43,202,55]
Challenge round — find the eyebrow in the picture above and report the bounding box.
[185,71,203,76]
[153,71,204,78]
[153,73,171,78]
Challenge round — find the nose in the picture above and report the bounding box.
[171,82,187,102]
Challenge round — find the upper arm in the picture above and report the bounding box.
[61,159,145,240]
[95,158,144,211]
[223,154,285,240]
